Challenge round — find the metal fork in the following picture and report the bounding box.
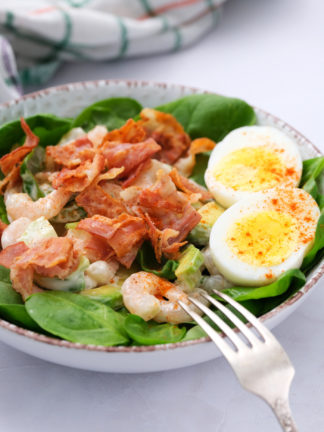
[179,289,298,432]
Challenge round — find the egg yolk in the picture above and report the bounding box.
[227,210,299,266]
[212,146,287,191]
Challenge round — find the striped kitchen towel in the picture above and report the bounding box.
[0,0,226,103]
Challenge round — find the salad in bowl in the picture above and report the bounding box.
[0,81,322,371]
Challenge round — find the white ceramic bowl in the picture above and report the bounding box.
[0,80,323,373]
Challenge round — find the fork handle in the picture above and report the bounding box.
[270,398,298,432]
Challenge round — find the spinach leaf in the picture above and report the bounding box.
[302,213,324,272]
[0,265,11,284]
[189,151,211,187]
[20,147,45,201]
[125,314,185,345]
[25,291,129,346]
[0,304,42,332]
[222,269,306,302]
[156,94,256,141]
[0,281,22,304]
[0,114,72,156]
[182,325,206,341]
[136,242,179,280]
[300,156,324,205]
[0,197,8,225]
[72,98,143,132]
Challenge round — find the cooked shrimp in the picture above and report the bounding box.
[5,187,72,221]
[121,271,208,324]
[1,217,31,249]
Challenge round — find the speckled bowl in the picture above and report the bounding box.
[0,80,322,373]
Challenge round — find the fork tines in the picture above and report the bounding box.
[179,289,273,359]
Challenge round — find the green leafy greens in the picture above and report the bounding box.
[25,291,129,346]
[302,213,324,273]
[137,242,179,280]
[222,269,306,302]
[0,196,9,224]
[157,93,256,141]
[125,314,186,345]
[72,97,143,131]
[300,156,324,208]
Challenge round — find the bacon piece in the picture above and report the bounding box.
[138,108,190,164]
[0,242,29,268]
[20,118,39,148]
[51,153,105,192]
[67,228,114,263]
[169,168,212,201]
[138,170,201,247]
[76,182,127,218]
[175,137,216,177]
[10,266,34,301]
[0,118,39,175]
[10,237,79,299]
[78,214,147,268]
[141,211,186,262]
[121,158,151,188]
[100,138,161,177]
[15,237,78,279]
[46,136,94,168]
[104,119,147,144]
[0,165,21,194]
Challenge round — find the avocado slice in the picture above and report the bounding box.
[81,284,123,309]
[175,244,204,292]
[188,201,224,246]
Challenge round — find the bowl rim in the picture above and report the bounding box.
[0,78,323,354]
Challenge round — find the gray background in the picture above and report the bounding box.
[1,0,324,430]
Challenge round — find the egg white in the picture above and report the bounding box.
[205,126,302,208]
[209,188,320,286]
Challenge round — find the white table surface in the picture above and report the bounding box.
[1,0,324,431]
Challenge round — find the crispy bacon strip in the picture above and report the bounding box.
[138,170,201,249]
[141,211,186,262]
[46,136,94,168]
[103,119,147,144]
[51,153,105,192]
[78,214,147,268]
[76,182,127,218]
[0,165,21,194]
[138,108,190,164]
[0,242,29,268]
[10,266,34,301]
[174,137,216,177]
[10,237,79,299]
[121,158,151,189]
[15,237,78,278]
[169,168,212,201]
[0,118,39,175]
[67,228,114,263]
[100,138,161,177]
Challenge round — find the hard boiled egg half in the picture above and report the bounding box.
[209,187,320,286]
[205,126,302,208]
